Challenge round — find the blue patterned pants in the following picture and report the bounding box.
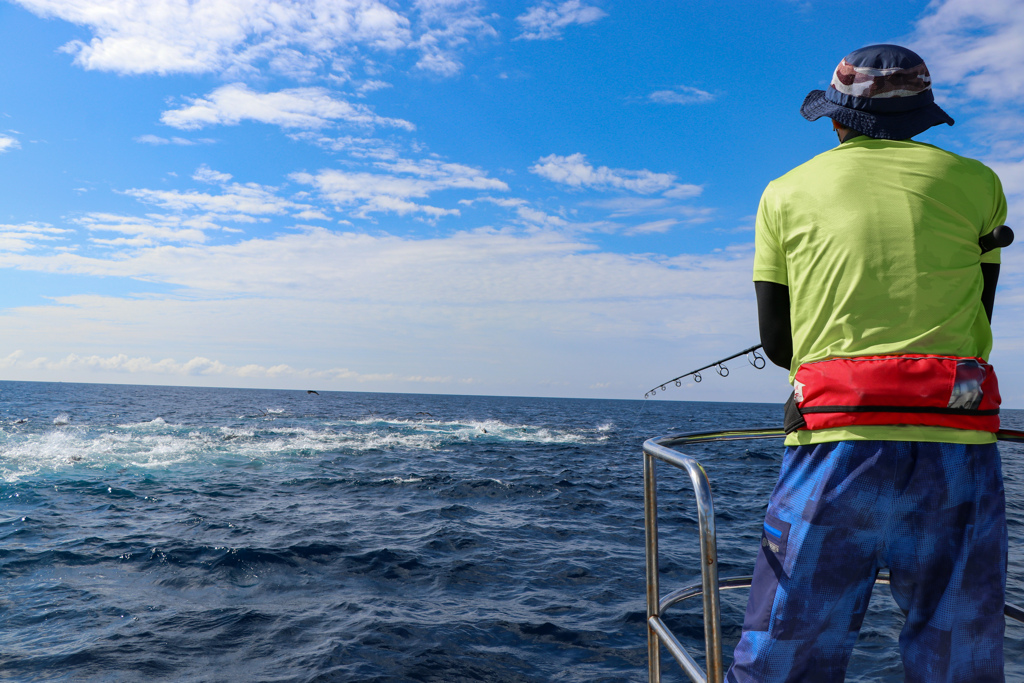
[726,441,1006,682]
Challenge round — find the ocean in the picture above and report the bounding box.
[1,381,1021,682]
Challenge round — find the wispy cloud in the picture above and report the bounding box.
[461,196,570,229]
[193,165,233,184]
[624,219,679,236]
[10,0,499,79]
[516,0,606,40]
[77,214,211,246]
[411,0,499,76]
[584,197,714,224]
[649,85,716,105]
[0,227,777,396]
[289,132,402,159]
[910,0,1024,105]
[530,153,702,198]
[161,84,415,131]
[292,157,508,218]
[122,182,311,220]
[0,222,72,252]
[11,0,413,76]
[134,134,214,146]
[357,79,393,94]
[908,0,1024,217]
[0,350,463,385]
[0,135,20,153]
[0,226,752,304]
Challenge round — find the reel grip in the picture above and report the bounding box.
[980,225,1014,254]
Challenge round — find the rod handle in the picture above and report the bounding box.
[980,225,1013,254]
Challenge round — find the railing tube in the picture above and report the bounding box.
[644,449,662,682]
[644,439,725,682]
[643,427,1024,682]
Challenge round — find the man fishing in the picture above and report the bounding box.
[727,45,1008,682]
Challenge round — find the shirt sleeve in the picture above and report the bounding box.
[980,168,1007,265]
[752,184,789,285]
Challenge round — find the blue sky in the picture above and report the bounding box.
[0,0,1021,405]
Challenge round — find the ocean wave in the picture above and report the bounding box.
[0,416,610,479]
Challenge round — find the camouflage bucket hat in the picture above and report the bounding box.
[800,44,954,140]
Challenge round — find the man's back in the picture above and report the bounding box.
[755,138,1005,372]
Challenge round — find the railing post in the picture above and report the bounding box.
[643,427,1024,682]
[644,450,661,682]
[687,461,723,682]
[644,437,726,683]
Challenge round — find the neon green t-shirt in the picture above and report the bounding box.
[753,137,1007,446]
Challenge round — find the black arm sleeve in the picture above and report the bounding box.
[981,263,999,323]
[754,281,793,370]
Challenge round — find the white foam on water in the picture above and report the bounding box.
[118,417,174,429]
[0,416,610,481]
[378,476,425,484]
[328,417,606,446]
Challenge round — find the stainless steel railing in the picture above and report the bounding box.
[643,427,1024,683]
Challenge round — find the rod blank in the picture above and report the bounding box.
[646,344,764,398]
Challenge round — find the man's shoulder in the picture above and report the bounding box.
[768,139,997,191]
[904,140,996,173]
[763,147,839,196]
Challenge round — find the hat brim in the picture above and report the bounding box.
[800,90,954,140]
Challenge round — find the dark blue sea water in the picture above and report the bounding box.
[1,381,1022,682]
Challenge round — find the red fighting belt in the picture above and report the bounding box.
[793,355,1001,432]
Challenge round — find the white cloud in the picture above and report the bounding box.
[289,132,401,159]
[0,135,20,153]
[625,219,678,235]
[907,1,1024,218]
[161,84,414,131]
[910,0,1024,104]
[1,224,1021,402]
[411,0,499,75]
[585,197,714,224]
[76,213,211,246]
[292,157,507,218]
[587,197,671,216]
[0,227,769,397]
[663,184,704,200]
[649,86,716,105]
[0,226,748,303]
[135,134,214,145]
[193,165,233,184]
[0,350,460,385]
[123,182,312,219]
[10,0,499,78]
[12,0,414,76]
[516,0,606,41]
[357,79,393,94]
[530,153,679,194]
[463,196,570,228]
[0,222,72,252]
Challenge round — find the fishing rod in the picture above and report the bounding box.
[641,226,1013,401]
[645,344,766,398]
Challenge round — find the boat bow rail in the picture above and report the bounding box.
[643,427,1024,683]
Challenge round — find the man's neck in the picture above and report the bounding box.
[837,128,864,143]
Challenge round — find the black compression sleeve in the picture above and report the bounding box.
[981,263,999,323]
[754,281,793,369]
